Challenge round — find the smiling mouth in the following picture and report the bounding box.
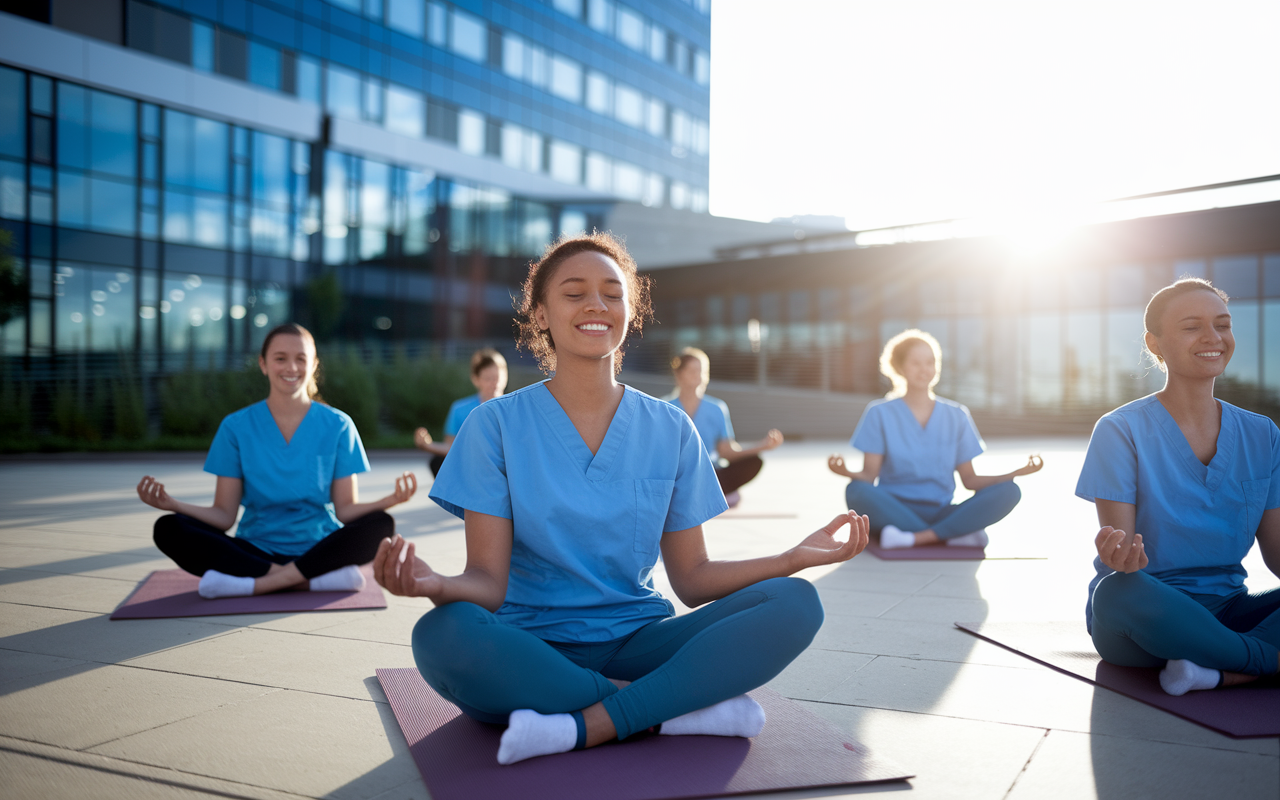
[577,323,611,332]
[1196,351,1223,358]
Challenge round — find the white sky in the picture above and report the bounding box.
[708,0,1280,230]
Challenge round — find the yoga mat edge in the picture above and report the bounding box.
[110,565,386,619]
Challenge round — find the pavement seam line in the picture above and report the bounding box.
[94,660,399,705]
[1002,727,1050,798]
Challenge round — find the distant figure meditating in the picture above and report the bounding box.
[415,348,508,477]
[828,328,1042,549]
[137,323,417,599]
[1077,278,1280,696]
[373,233,870,765]
[667,347,783,508]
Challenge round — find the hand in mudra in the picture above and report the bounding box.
[136,476,177,511]
[373,535,444,598]
[413,427,433,450]
[790,510,870,569]
[1014,454,1044,477]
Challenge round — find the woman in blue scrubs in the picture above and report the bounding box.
[136,323,418,599]
[414,348,508,477]
[828,329,1042,549]
[1077,278,1280,695]
[668,347,783,507]
[373,233,870,765]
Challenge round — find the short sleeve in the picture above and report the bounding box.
[1269,422,1280,510]
[333,413,371,478]
[851,403,886,454]
[203,416,243,478]
[1076,414,1138,504]
[954,404,985,466]
[717,401,735,443]
[443,398,468,436]
[429,405,512,520]
[665,414,730,531]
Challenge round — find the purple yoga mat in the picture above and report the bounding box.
[376,667,912,800]
[110,565,386,619]
[956,620,1280,738]
[866,542,987,561]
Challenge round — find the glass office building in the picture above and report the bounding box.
[635,200,1280,426]
[0,0,711,364]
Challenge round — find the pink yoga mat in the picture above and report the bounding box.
[376,667,912,800]
[110,565,386,619]
[956,620,1280,738]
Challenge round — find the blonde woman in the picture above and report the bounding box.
[828,329,1041,548]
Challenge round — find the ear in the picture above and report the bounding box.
[258,356,268,375]
[1144,331,1161,361]
[534,303,549,332]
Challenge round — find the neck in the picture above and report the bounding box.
[676,384,704,402]
[1156,373,1218,418]
[546,353,621,406]
[903,385,933,403]
[267,389,311,414]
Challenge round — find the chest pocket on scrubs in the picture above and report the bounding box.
[634,479,675,555]
[1242,478,1270,535]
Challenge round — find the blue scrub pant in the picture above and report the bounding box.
[1091,570,1280,676]
[844,480,1021,540]
[411,577,823,740]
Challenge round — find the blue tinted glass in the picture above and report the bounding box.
[192,22,214,70]
[142,104,160,137]
[89,90,136,178]
[163,188,194,243]
[163,110,193,186]
[1213,255,1258,299]
[249,42,281,90]
[89,176,137,235]
[0,159,24,220]
[192,193,228,247]
[326,65,362,119]
[387,0,424,37]
[252,5,297,47]
[56,170,88,228]
[296,55,321,103]
[31,75,53,115]
[328,31,362,70]
[194,117,228,192]
[142,142,158,182]
[253,132,291,209]
[1265,254,1280,298]
[57,84,88,169]
[221,0,247,30]
[0,67,24,158]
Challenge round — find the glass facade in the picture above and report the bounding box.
[640,245,1280,421]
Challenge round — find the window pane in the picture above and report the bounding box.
[249,42,281,90]
[614,84,643,127]
[56,170,88,228]
[648,24,665,61]
[694,50,710,85]
[613,161,643,200]
[458,109,485,155]
[502,34,525,80]
[1265,300,1280,392]
[1227,302,1260,385]
[386,85,425,138]
[501,123,524,169]
[552,0,582,17]
[585,71,611,114]
[193,117,229,192]
[88,176,136,236]
[57,84,88,170]
[616,6,644,49]
[646,98,665,137]
[296,56,321,104]
[163,273,229,352]
[427,2,447,47]
[670,110,691,148]
[0,67,24,158]
[363,78,384,123]
[549,140,581,184]
[1213,255,1258,299]
[327,65,362,120]
[0,159,24,219]
[89,90,136,178]
[253,133,291,209]
[387,0,425,37]
[193,22,214,70]
[450,9,486,62]
[585,152,610,191]
[587,0,613,34]
[549,56,582,103]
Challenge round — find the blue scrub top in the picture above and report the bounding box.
[851,396,984,507]
[1076,396,1280,627]
[430,381,729,643]
[204,401,371,557]
[666,394,734,461]
[443,394,482,436]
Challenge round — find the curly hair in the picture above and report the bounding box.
[1142,277,1230,372]
[516,232,653,374]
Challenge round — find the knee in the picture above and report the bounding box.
[411,602,490,676]
[762,577,824,647]
[984,480,1021,506]
[1091,571,1153,627]
[152,514,181,551]
[844,479,874,507]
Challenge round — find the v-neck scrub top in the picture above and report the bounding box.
[1076,396,1280,606]
[429,382,729,643]
[851,397,985,507]
[443,394,483,436]
[204,401,371,557]
[666,394,734,461]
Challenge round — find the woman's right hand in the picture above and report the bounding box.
[827,454,852,478]
[137,476,177,511]
[373,535,444,598]
[1095,526,1148,573]
[413,427,433,450]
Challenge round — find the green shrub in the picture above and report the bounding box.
[316,346,381,438]
[379,351,473,434]
[160,360,265,438]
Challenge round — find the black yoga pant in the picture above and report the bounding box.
[153,511,395,580]
[428,453,446,477]
[716,455,763,495]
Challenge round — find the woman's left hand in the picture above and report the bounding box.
[1013,454,1044,477]
[761,429,784,451]
[789,511,870,570]
[383,471,418,508]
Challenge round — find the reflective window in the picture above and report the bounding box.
[296,56,321,104]
[642,172,663,207]
[616,6,645,50]
[586,71,611,114]
[323,151,351,265]
[1174,258,1206,279]
[403,168,434,256]
[693,121,709,155]
[588,0,614,34]
[386,85,425,138]
[427,2,447,47]
[553,0,583,17]
[648,24,666,62]
[0,67,24,158]
[326,64,362,120]
[450,9,486,62]
[502,34,526,80]
[669,181,688,210]
[251,132,291,256]
[614,84,643,127]
[193,22,214,71]
[1213,255,1258,299]
[549,56,583,103]
[646,98,666,137]
[1064,312,1104,408]
[548,140,581,184]
[54,263,136,351]
[456,109,484,155]
[164,110,229,248]
[387,0,425,37]
[585,152,611,192]
[1107,264,1145,307]
[670,110,691,150]
[1265,254,1280,297]
[363,78,384,124]
[162,273,228,352]
[360,159,391,261]
[0,160,24,220]
[1228,302,1260,386]
[249,42,281,91]
[1106,309,1146,404]
[694,50,710,85]
[1265,300,1280,392]
[613,162,643,200]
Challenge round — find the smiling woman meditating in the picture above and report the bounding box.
[373,232,870,765]
[136,323,418,599]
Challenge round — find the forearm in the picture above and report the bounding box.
[673,551,798,608]
[962,471,1017,491]
[430,568,507,611]
[423,440,450,456]
[167,500,237,531]
[334,496,397,523]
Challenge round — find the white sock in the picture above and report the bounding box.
[308,564,366,592]
[659,694,766,738]
[198,570,255,599]
[946,529,989,547]
[1159,659,1221,696]
[497,709,577,765]
[878,524,916,549]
